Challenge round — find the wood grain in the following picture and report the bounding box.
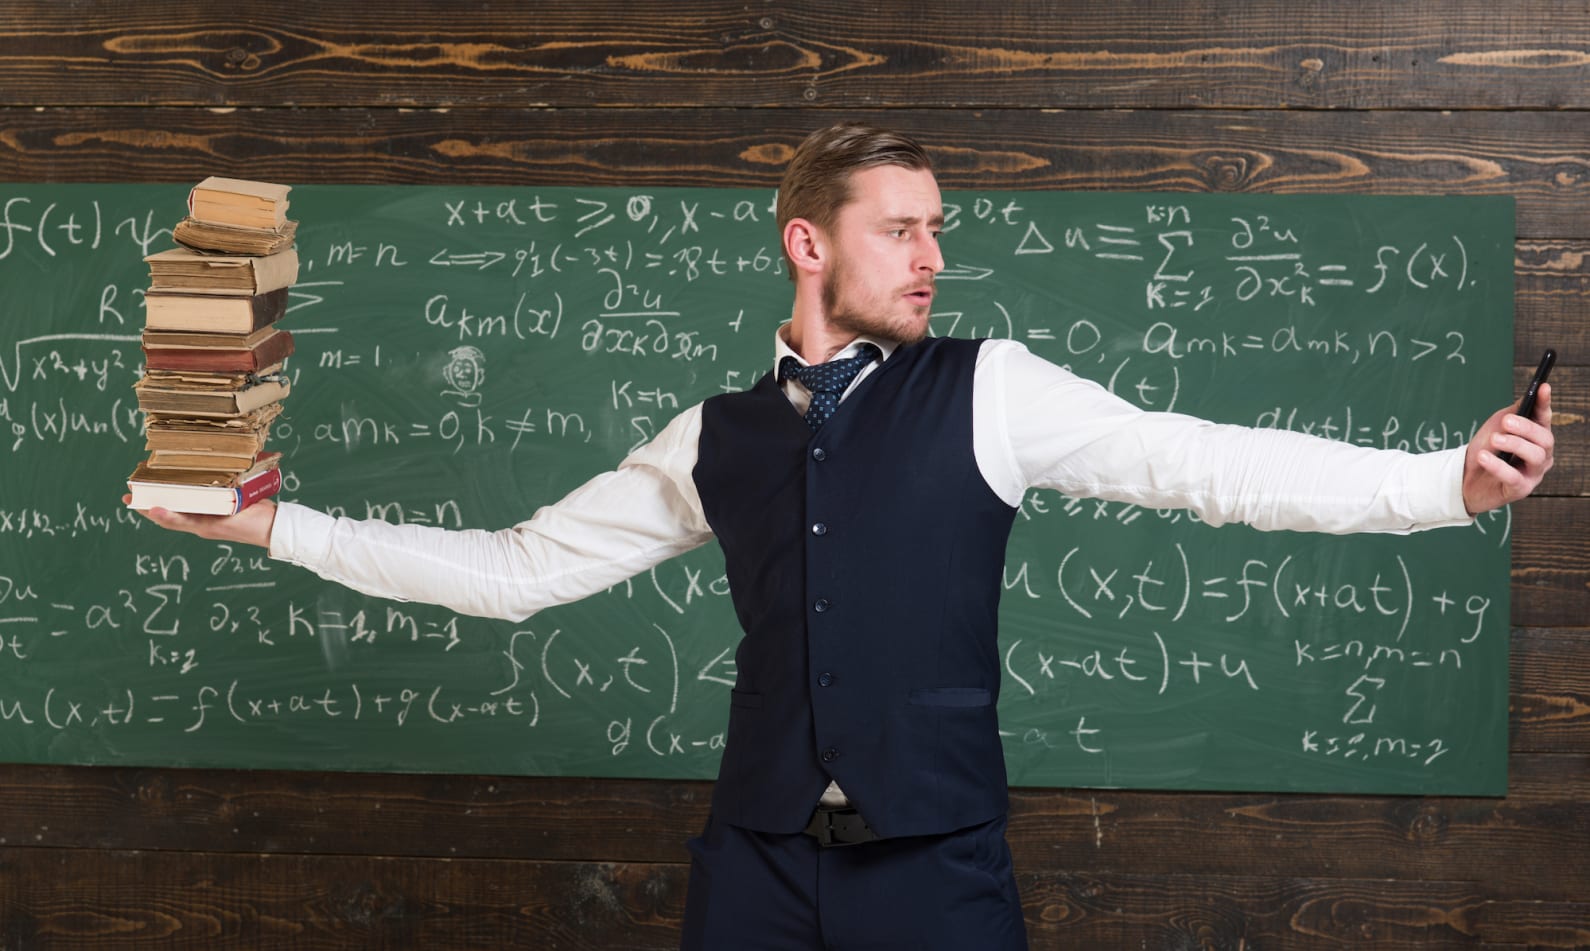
[0,848,688,950]
[1512,500,1590,626]
[0,1,1586,110]
[0,2,1585,947]
[0,107,1587,238]
[1511,629,1590,753]
[1017,871,1590,949]
[1516,241,1589,362]
[1,846,1585,949]
[0,746,1583,892]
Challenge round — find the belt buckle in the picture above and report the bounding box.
[805,807,876,848]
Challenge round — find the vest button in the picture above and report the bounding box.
[811,447,827,461]
[811,522,827,536]
[813,598,831,613]
[821,747,839,762]
[818,672,834,687]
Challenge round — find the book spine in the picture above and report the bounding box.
[143,351,259,372]
[235,468,283,512]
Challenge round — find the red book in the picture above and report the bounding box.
[126,452,282,515]
[142,327,295,372]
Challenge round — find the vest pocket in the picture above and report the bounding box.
[729,688,764,709]
[908,686,991,708]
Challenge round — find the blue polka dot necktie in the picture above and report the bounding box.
[778,344,881,432]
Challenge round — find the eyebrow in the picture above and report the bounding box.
[880,213,946,229]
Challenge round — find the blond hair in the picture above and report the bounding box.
[776,122,932,279]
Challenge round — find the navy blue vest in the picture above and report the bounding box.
[692,337,1018,838]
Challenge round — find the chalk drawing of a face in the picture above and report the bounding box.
[442,345,486,406]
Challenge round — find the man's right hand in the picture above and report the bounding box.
[122,495,278,550]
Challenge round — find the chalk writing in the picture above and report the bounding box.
[0,185,1513,794]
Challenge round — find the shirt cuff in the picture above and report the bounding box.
[1407,447,1474,530]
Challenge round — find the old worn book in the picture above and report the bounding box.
[127,452,283,515]
[188,177,291,230]
[174,217,298,255]
[142,327,294,372]
[144,403,281,457]
[145,449,261,472]
[143,286,289,334]
[145,246,299,296]
[134,369,289,417]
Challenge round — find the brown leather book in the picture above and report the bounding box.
[142,327,295,372]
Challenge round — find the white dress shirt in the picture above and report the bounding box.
[269,328,1471,618]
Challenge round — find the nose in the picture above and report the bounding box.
[916,230,944,275]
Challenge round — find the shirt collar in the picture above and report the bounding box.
[772,321,898,371]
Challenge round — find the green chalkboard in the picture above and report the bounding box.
[0,184,1513,794]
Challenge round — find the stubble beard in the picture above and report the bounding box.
[821,260,932,346]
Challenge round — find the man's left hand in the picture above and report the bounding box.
[1463,383,1555,515]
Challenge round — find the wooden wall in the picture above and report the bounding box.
[1,2,1586,947]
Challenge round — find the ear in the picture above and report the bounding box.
[783,217,828,278]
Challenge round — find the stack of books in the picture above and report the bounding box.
[126,177,298,515]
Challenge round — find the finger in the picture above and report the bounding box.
[1533,382,1552,426]
[1493,425,1548,469]
[1506,406,1555,457]
[1475,445,1530,491]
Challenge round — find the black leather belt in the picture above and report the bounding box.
[803,807,879,848]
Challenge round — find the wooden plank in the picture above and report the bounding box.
[1016,871,1590,949]
[0,845,1584,949]
[1512,499,1590,627]
[1515,241,1589,370]
[0,765,711,864]
[0,1,1587,109]
[0,749,1583,893]
[0,848,687,950]
[1511,629,1590,753]
[1009,751,1590,903]
[0,107,1586,238]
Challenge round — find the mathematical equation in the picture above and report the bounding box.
[0,185,1512,792]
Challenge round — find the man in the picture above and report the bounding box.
[133,122,1555,949]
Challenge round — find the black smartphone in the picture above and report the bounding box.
[1498,348,1556,466]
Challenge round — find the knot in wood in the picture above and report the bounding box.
[333,880,399,926]
[1198,153,1254,191]
[1408,805,1447,841]
[224,47,261,71]
[1299,57,1325,88]
[135,773,173,806]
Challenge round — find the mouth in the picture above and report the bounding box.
[904,286,934,307]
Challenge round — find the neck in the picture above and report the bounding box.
[787,288,858,363]
[787,326,860,364]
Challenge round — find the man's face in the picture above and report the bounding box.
[818,165,945,345]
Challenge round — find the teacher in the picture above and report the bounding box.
[133,121,1555,950]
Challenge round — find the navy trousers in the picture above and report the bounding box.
[679,813,1027,950]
